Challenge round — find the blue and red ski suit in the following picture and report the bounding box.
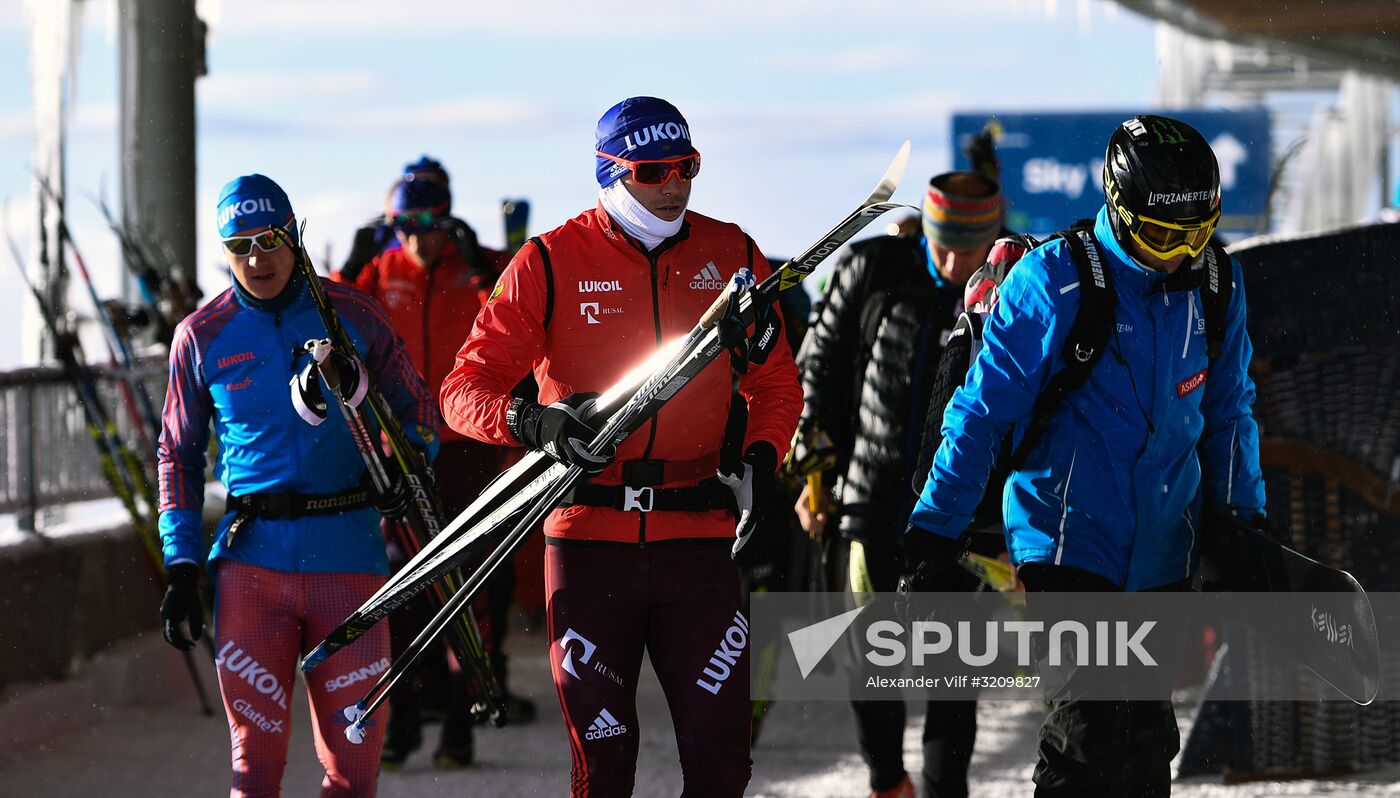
[158,269,437,796]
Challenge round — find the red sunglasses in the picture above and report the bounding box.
[596,150,702,186]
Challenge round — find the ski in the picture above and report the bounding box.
[1199,509,1379,705]
[3,212,215,717]
[34,175,165,455]
[306,140,912,677]
[501,198,530,254]
[285,231,509,725]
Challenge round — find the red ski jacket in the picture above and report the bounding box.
[441,204,803,544]
[353,240,507,442]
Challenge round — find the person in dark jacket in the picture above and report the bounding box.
[795,171,1008,798]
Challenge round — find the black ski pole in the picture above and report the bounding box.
[296,336,507,723]
[282,227,509,722]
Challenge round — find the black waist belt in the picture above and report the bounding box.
[226,488,371,519]
[561,477,736,516]
[616,455,719,486]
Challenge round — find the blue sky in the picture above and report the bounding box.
[0,0,1162,367]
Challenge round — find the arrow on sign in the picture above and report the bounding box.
[1211,133,1248,191]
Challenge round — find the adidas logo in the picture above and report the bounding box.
[689,262,726,292]
[584,708,628,740]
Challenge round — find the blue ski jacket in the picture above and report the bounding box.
[157,270,439,574]
[909,207,1265,590]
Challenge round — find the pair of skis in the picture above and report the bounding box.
[287,230,510,731]
[3,208,216,717]
[31,176,164,451]
[308,142,914,741]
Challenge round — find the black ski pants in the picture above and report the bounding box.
[845,534,979,797]
[547,537,752,798]
[1019,563,1189,798]
[383,441,516,732]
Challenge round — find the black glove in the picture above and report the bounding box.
[340,221,392,282]
[897,526,968,595]
[1248,513,1292,546]
[720,442,778,561]
[363,467,411,519]
[508,393,615,474]
[160,563,204,651]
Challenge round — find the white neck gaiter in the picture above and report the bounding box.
[599,179,685,250]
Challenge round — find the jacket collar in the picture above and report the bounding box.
[232,261,305,314]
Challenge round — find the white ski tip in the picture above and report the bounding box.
[342,701,366,724]
[872,140,912,203]
[345,722,366,745]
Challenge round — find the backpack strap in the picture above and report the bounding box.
[1008,222,1116,469]
[1200,240,1232,361]
[529,236,555,331]
[912,310,981,496]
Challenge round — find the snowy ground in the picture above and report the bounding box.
[2,624,1398,797]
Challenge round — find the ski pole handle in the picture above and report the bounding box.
[807,472,823,513]
[699,268,756,328]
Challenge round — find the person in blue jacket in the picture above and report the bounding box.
[905,116,1267,797]
[156,174,438,797]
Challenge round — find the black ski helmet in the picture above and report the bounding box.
[1102,115,1221,260]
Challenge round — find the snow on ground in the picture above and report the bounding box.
[2,623,1399,797]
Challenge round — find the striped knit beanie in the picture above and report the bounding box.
[921,172,1003,249]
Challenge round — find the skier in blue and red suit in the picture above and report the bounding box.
[156,173,438,797]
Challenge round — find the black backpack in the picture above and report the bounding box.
[910,220,1233,532]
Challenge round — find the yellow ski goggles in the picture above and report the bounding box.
[1116,205,1219,261]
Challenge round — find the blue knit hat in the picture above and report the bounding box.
[594,97,694,187]
[216,174,295,239]
[389,173,452,215]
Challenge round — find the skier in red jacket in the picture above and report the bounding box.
[440,96,803,797]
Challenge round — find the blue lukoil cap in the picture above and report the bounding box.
[390,173,452,215]
[594,97,694,187]
[216,174,295,239]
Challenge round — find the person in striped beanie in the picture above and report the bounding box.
[795,169,1014,798]
[920,171,1006,285]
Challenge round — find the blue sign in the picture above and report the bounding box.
[951,110,1272,239]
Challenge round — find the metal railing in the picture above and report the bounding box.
[0,358,167,529]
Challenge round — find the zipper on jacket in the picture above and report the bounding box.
[622,230,683,546]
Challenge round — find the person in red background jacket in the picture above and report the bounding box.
[440,96,803,797]
[351,171,535,769]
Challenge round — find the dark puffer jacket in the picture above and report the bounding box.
[799,234,963,540]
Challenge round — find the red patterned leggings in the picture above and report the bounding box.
[214,560,390,797]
